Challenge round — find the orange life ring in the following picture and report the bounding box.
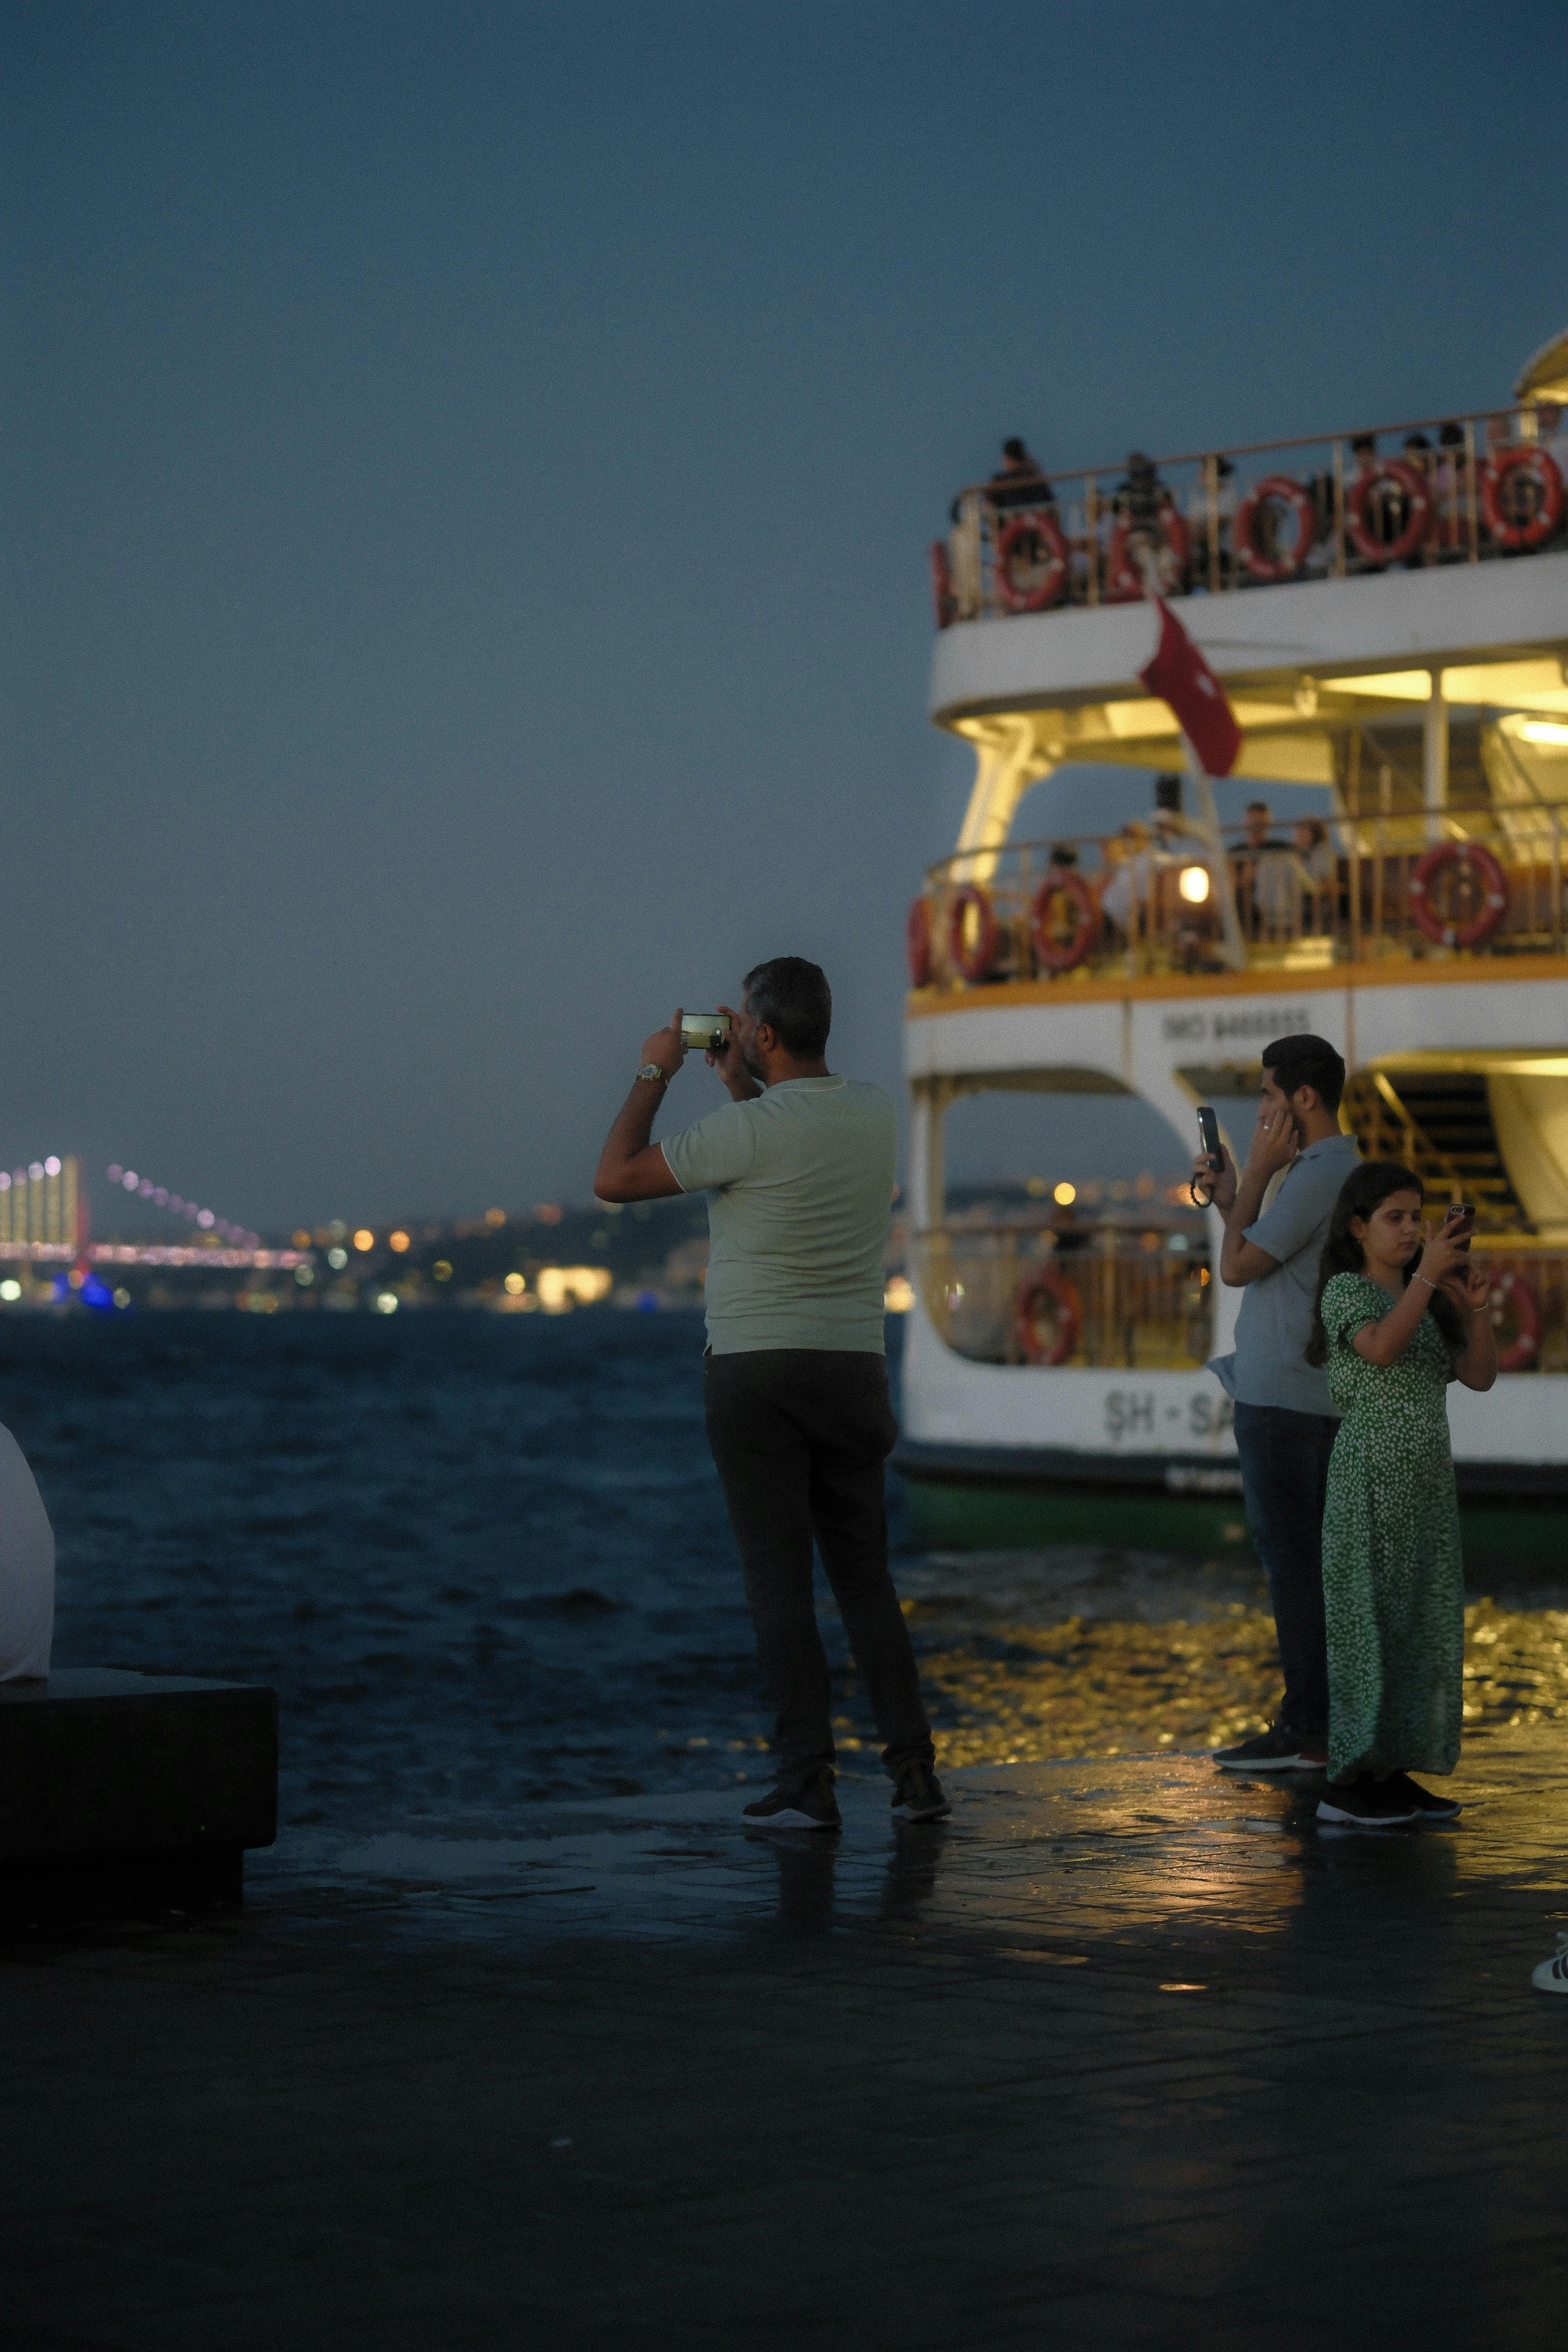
[1107,502,1190,601]
[1408,841,1509,948]
[1480,447,1565,550]
[1014,1266,1083,1366]
[929,540,955,629]
[947,885,1000,983]
[1346,458,1430,565]
[994,507,1069,612]
[1490,1269,1541,1372]
[906,895,933,986]
[1029,871,1100,973]
[1233,474,1316,581]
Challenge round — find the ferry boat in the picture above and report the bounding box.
[896,330,1568,1554]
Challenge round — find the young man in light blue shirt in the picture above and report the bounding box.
[1195,1034,1360,1772]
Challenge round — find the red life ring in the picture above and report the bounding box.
[1408,841,1509,948]
[929,540,955,628]
[1346,458,1430,565]
[994,507,1069,612]
[1107,502,1191,601]
[1014,1266,1083,1366]
[1029,871,1100,973]
[1489,1269,1542,1372]
[1480,447,1565,550]
[1233,474,1316,581]
[906,896,933,986]
[947,885,1001,983]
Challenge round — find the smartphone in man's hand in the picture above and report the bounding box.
[1197,1105,1222,1172]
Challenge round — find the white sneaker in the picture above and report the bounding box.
[1530,1934,1568,1995]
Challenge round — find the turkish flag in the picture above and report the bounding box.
[1138,599,1242,778]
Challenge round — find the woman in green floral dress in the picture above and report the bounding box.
[1305,1162,1497,1827]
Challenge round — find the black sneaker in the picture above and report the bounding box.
[1316,1779,1419,1828]
[742,1774,841,1832]
[892,1763,951,1822]
[1213,1723,1328,1772]
[1385,1771,1462,1821]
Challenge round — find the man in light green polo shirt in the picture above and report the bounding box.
[593,956,946,1833]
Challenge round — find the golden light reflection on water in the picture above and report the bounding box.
[902,1598,1568,1767]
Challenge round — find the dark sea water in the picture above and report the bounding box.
[0,1310,855,1831]
[6,1314,1562,1846]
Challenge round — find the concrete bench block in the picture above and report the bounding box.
[0,1669,278,1918]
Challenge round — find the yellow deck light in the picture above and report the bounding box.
[1178,865,1211,903]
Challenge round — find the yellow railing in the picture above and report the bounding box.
[915,1224,1211,1369]
[933,404,1568,625]
[910,812,1567,990]
[915,1224,1568,1374]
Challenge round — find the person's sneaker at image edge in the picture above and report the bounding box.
[1531,1934,1568,1994]
[892,1764,951,1822]
[1213,1722,1328,1772]
[1384,1770,1462,1821]
[742,1774,841,1832]
[1316,1779,1419,1828]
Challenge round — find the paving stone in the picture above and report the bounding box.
[5,1730,1568,2346]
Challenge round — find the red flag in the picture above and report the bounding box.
[1138,599,1242,778]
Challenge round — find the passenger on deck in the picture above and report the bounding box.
[0,1421,54,1681]
[987,438,1054,512]
[1114,450,1182,594]
[1292,818,1335,933]
[1233,800,1295,940]
[1098,819,1154,947]
[1434,421,1469,555]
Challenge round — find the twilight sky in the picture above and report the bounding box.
[6,0,1565,1232]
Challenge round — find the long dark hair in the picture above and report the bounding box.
[1305,1161,1466,1366]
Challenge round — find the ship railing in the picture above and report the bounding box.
[914,1222,1213,1370]
[911,811,1568,990]
[915,1225,1568,1374]
[934,404,1568,626]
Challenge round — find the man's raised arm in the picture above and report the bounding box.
[593,1012,687,1204]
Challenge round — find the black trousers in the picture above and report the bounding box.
[1233,1400,1337,1738]
[703,1349,936,1791]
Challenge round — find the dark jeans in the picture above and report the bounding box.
[703,1349,935,1792]
[1233,1400,1337,1738]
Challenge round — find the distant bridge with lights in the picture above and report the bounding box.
[0,1158,308,1272]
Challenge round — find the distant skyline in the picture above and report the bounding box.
[7,1,1566,1226]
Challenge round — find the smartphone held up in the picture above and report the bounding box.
[1191,1105,1223,1207]
[681,1013,731,1055]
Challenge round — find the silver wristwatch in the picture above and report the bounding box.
[635,1063,668,1085]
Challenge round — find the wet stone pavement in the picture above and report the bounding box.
[6,1730,1568,2351]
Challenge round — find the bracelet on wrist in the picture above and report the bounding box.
[1414,1274,1437,1292]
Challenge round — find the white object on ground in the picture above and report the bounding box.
[0,1420,54,1681]
[1532,1934,1568,1994]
